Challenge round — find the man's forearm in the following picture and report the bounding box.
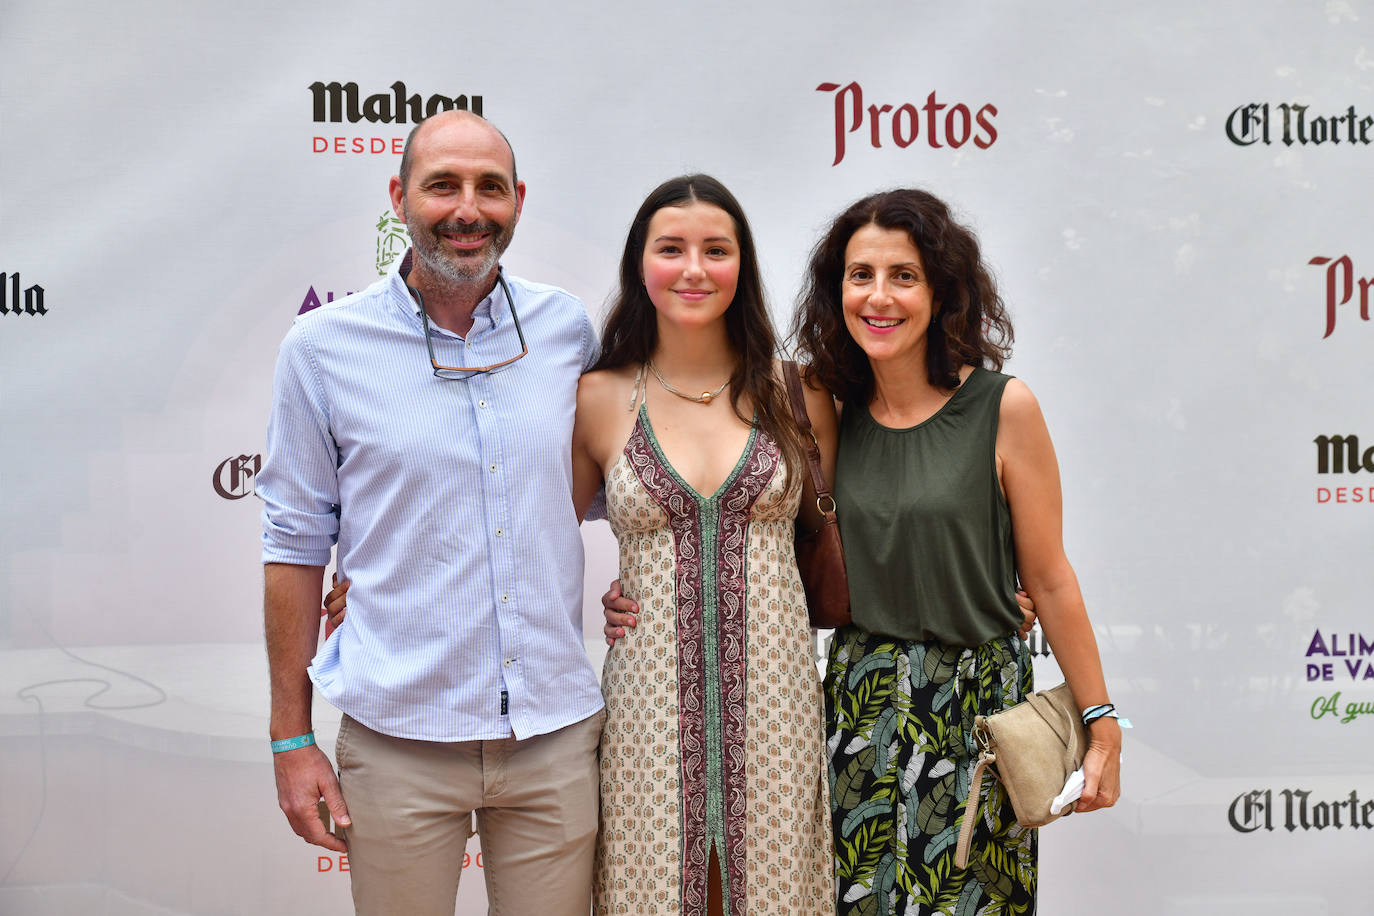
[264,562,326,739]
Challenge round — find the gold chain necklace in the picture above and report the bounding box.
[646,360,729,404]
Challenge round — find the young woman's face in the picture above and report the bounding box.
[641,202,740,331]
[841,223,936,369]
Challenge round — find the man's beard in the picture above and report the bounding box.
[407,214,515,286]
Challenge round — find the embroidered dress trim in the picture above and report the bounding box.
[624,406,774,916]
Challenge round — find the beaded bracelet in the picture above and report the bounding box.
[270,732,317,754]
[1081,704,1132,729]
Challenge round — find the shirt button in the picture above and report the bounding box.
[503,658,512,667]
[495,528,504,537]
[501,594,509,603]
[489,463,498,473]
[478,399,488,409]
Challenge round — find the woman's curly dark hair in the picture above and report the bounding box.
[792,189,1013,405]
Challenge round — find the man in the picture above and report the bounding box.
[259,111,604,915]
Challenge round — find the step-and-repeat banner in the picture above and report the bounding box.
[2,2,1370,913]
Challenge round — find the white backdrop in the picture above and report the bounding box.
[2,2,1371,913]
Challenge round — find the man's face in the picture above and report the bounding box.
[389,114,526,290]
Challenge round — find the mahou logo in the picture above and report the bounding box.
[310,81,483,156]
[1225,103,1374,147]
[1308,256,1371,338]
[1314,434,1374,505]
[817,82,997,166]
[2,271,46,316]
[1315,435,1374,475]
[310,81,482,123]
[214,454,261,500]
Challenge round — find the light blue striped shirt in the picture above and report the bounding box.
[259,252,604,741]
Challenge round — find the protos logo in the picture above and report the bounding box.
[2,272,46,316]
[1308,256,1371,338]
[213,454,261,500]
[816,81,997,167]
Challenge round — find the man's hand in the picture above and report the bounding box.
[601,579,638,646]
[264,563,343,849]
[273,744,350,852]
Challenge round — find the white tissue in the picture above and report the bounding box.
[1050,768,1085,815]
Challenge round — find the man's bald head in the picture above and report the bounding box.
[397,110,518,194]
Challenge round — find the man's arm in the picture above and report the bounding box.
[265,561,349,851]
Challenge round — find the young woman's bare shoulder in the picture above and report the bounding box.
[578,366,637,402]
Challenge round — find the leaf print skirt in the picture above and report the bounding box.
[824,626,1037,916]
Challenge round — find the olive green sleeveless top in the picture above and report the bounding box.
[834,368,1021,646]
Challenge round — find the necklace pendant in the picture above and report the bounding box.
[645,360,728,406]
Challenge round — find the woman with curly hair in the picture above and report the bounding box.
[794,188,1121,914]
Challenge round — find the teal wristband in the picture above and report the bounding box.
[271,732,316,754]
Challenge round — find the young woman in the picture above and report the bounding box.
[574,175,834,916]
[795,189,1122,914]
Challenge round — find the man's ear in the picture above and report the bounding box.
[389,175,406,222]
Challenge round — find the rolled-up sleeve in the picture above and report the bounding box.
[259,323,339,566]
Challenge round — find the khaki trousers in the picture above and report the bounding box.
[336,710,603,916]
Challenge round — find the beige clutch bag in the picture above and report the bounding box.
[954,683,1085,869]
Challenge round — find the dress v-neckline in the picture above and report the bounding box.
[630,402,758,502]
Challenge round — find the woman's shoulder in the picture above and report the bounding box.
[995,375,1047,440]
[579,365,639,398]
[575,366,642,466]
[988,371,1032,407]
[965,365,1025,402]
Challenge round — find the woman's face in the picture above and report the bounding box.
[641,201,740,332]
[841,223,936,369]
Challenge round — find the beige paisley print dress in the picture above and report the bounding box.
[594,405,833,916]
